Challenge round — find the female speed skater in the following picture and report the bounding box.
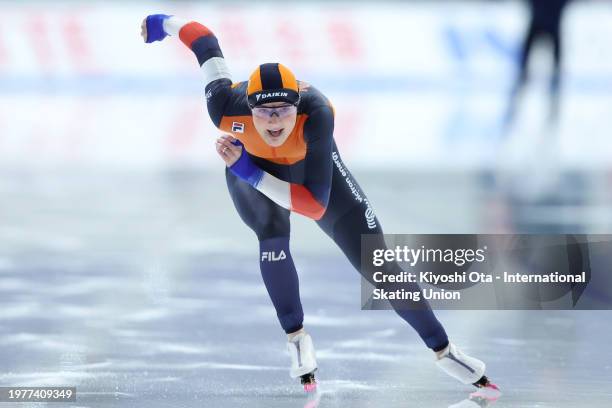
[141,14,498,392]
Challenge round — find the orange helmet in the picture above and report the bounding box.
[247,63,300,108]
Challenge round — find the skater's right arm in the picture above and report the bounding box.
[141,14,232,127]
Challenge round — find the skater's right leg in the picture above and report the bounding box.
[226,168,304,334]
[259,236,304,333]
[226,168,317,390]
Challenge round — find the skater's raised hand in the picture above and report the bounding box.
[216,134,243,167]
[141,14,171,43]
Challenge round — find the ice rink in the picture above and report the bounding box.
[2,0,612,406]
[1,170,611,407]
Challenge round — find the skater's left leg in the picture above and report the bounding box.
[320,202,494,387]
[315,151,448,351]
[314,151,495,388]
[318,203,450,351]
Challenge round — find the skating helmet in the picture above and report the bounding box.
[247,63,300,108]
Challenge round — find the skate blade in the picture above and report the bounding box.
[303,381,317,393]
[300,372,317,393]
[470,384,501,401]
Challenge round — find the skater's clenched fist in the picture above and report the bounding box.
[216,134,243,167]
[140,14,171,43]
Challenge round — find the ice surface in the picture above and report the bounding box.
[0,171,611,407]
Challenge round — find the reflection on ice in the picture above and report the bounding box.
[449,385,502,407]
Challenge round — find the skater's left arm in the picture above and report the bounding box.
[216,107,334,220]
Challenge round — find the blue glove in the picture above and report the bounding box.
[229,140,264,187]
[145,14,171,43]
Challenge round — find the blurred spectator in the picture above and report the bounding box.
[505,0,571,129]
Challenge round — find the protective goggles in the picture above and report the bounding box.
[251,104,297,119]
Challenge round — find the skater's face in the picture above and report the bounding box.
[251,102,298,147]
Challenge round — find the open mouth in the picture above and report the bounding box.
[267,129,284,138]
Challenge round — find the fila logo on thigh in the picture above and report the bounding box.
[261,250,287,262]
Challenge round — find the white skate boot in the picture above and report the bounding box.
[287,332,318,392]
[436,343,498,391]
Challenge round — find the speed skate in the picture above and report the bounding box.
[287,332,318,392]
[436,343,500,394]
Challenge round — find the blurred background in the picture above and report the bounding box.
[1,1,611,407]
[1,0,612,234]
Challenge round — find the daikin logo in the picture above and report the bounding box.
[261,250,287,262]
[256,92,289,101]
